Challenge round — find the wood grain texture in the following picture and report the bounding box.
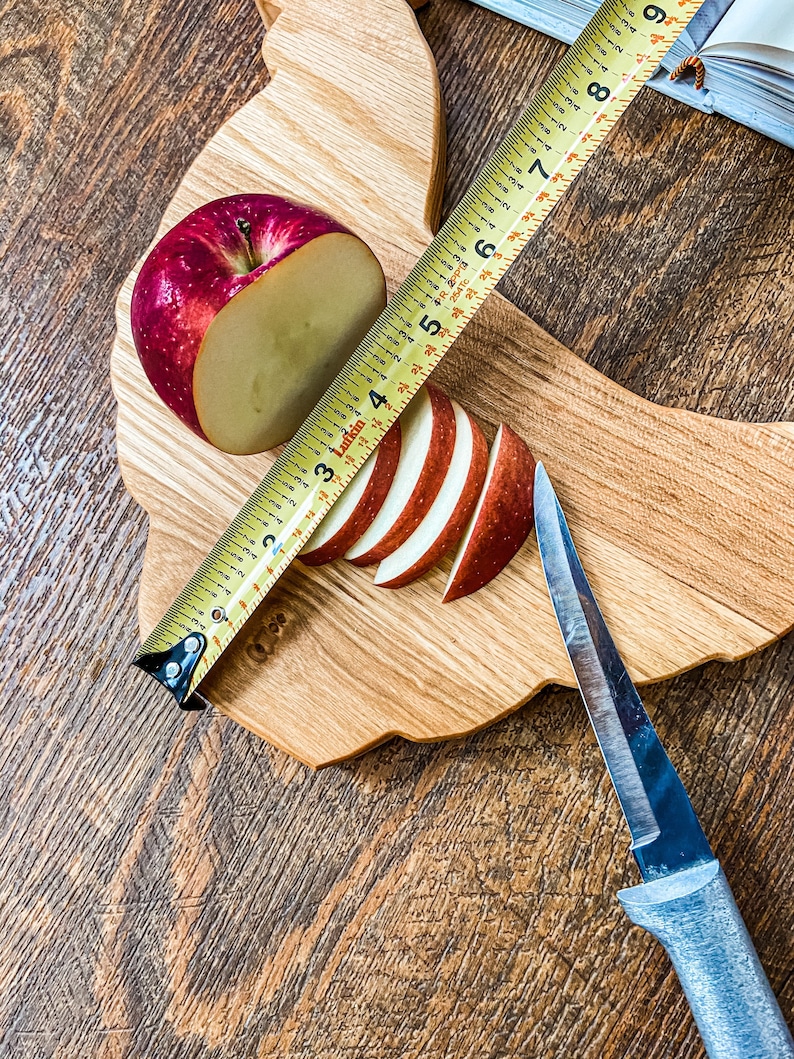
[1,0,792,1054]
[112,0,794,767]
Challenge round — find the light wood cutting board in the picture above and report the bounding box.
[111,0,794,768]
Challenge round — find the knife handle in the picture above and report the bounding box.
[618,859,793,1059]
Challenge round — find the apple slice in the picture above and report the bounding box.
[298,421,401,566]
[345,384,456,566]
[373,401,488,589]
[443,424,536,603]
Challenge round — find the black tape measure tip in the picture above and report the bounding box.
[133,632,207,708]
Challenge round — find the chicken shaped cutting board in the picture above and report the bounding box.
[111,0,794,767]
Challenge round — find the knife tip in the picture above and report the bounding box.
[533,460,554,514]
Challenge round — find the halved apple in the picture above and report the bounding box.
[345,384,456,566]
[298,421,401,566]
[443,424,536,603]
[131,194,386,455]
[373,401,488,589]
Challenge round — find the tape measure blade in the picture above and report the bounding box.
[135,0,706,702]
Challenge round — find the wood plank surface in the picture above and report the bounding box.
[1,0,792,1054]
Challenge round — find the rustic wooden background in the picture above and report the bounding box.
[1,0,792,1055]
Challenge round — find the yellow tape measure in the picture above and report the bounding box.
[135,0,704,705]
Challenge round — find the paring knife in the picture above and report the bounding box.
[533,462,794,1059]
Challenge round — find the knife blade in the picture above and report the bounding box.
[533,461,793,1059]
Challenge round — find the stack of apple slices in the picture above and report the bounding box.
[300,383,536,602]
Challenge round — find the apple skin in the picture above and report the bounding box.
[374,404,488,589]
[299,421,401,566]
[130,193,357,442]
[443,424,536,603]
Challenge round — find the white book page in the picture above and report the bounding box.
[702,0,794,76]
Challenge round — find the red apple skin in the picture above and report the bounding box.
[375,412,488,589]
[130,194,351,440]
[298,422,402,566]
[348,384,457,567]
[443,424,536,603]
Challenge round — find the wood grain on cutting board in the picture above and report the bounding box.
[111,0,794,767]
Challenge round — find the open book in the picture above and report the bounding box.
[468,0,794,148]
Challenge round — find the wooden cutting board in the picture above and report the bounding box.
[111,0,794,768]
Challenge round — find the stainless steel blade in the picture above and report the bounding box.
[534,462,713,880]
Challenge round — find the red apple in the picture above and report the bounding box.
[443,424,536,603]
[345,384,457,566]
[373,401,488,589]
[130,193,386,455]
[298,421,401,566]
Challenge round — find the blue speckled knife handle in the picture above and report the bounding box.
[618,860,794,1059]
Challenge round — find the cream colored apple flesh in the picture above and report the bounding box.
[374,401,488,589]
[193,233,386,454]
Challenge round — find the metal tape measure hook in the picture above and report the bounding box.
[134,632,208,708]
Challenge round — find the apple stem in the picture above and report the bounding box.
[236,218,258,271]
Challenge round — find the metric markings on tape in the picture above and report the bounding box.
[135,0,705,704]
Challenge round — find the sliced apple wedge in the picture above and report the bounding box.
[443,424,536,603]
[373,401,488,589]
[345,384,456,566]
[299,421,401,566]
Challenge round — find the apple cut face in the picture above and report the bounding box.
[373,401,488,589]
[298,421,401,566]
[193,233,386,454]
[443,424,536,603]
[345,384,457,567]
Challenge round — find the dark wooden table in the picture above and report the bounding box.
[2,0,792,1055]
